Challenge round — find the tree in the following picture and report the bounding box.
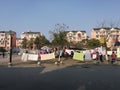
[96,20,120,28]
[0,47,6,52]
[72,39,88,49]
[96,19,106,28]
[34,35,50,49]
[86,39,101,49]
[34,36,41,49]
[27,38,34,49]
[51,30,67,46]
[49,23,69,46]
[40,35,50,46]
[21,38,28,49]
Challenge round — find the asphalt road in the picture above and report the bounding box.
[0,64,120,90]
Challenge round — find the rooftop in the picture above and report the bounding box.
[93,27,120,30]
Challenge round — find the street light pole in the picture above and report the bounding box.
[8,30,12,66]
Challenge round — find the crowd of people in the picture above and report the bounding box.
[37,46,74,59]
[91,51,117,64]
[15,46,118,65]
[36,46,118,64]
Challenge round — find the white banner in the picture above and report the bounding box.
[21,53,55,62]
[65,49,74,55]
[41,53,55,60]
[28,54,38,61]
[84,50,91,61]
[21,53,28,62]
[107,51,112,55]
[92,54,96,59]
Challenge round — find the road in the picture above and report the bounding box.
[0,64,120,90]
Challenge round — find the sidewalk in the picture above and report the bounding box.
[0,55,120,68]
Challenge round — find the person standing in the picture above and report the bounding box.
[99,53,103,62]
[111,51,117,64]
[2,52,5,58]
[96,52,99,60]
[95,51,99,64]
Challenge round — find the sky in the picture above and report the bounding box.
[0,0,120,39]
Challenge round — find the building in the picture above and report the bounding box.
[91,27,120,48]
[21,31,43,49]
[16,38,22,48]
[0,30,16,50]
[21,31,42,40]
[66,30,87,43]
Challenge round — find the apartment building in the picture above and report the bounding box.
[16,38,22,48]
[21,31,43,49]
[91,27,120,48]
[0,30,16,50]
[21,31,42,40]
[66,30,87,43]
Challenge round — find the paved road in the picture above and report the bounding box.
[0,65,120,90]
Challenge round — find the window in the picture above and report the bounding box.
[77,37,81,40]
[1,41,4,44]
[0,33,5,36]
[68,33,73,39]
[96,31,99,34]
[96,35,99,38]
[69,37,72,40]
[77,33,81,38]
[73,37,76,40]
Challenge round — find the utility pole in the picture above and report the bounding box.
[8,30,12,66]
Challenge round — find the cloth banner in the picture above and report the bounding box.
[92,54,96,59]
[84,50,92,61]
[98,46,106,55]
[107,51,112,55]
[28,54,38,61]
[117,48,120,58]
[73,51,84,61]
[83,51,86,54]
[65,49,74,55]
[21,53,28,62]
[40,53,55,60]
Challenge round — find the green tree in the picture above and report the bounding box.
[34,36,50,49]
[0,47,6,52]
[51,31,67,46]
[21,38,28,49]
[40,35,50,46]
[34,36,41,49]
[27,38,34,49]
[87,39,101,49]
[78,39,88,48]
[50,23,69,46]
